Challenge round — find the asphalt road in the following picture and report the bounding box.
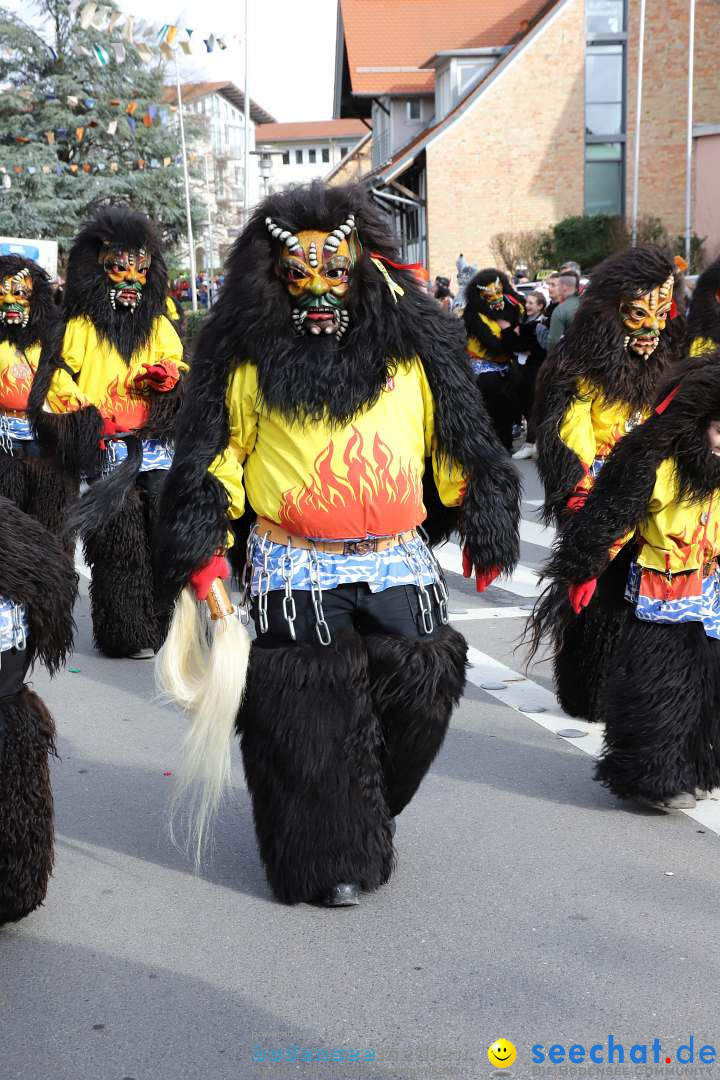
[2,459,720,1080]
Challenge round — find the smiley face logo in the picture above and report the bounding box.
[488,1039,516,1068]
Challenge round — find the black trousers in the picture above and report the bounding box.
[476,372,518,451]
[252,581,445,648]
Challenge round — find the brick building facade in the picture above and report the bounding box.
[333,0,720,280]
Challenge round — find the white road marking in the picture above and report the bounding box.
[450,606,530,621]
[519,517,555,549]
[465,645,720,837]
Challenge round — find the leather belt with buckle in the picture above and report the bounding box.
[254,516,416,555]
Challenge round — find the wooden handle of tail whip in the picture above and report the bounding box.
[206,578,235,621]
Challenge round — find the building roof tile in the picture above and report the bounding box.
[339,0,555,95]
[255,118,370,142]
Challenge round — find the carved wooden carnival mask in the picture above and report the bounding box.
[0,268,32,328]
[619,274,674,357]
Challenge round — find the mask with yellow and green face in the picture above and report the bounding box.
[477,277,504,312]
[100,243,151,312]
[267,213,357,338]
[619,275,674,357]
[0,268,33,328]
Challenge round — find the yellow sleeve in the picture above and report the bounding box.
[690,336,715,357]
[208,365,259,543]
[558,385,596,472]
[418,360,466,508]
[166,296,180,321]
[46,318,92,413]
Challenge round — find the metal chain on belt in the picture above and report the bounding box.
[11,604,27,652]
[255,529,272,635]
[281,539,297,641]
[237,526,255,626]
[308,544,332,646]
[399,535,435,635]
[416,526,450,625]
[0,414,14,456]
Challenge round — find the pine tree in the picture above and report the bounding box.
[0,0,201,249]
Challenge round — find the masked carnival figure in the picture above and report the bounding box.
[687,255,720,358]
[0,495,76,924]
[0,256,72,532]
[463,269,524,451]
[155,183,520,907]
[35,207,187,659]
[532,245,679,721]
[539,356,720,810]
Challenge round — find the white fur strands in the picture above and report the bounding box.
[155,587,251,862]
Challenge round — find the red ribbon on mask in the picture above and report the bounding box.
[655,385,680,414]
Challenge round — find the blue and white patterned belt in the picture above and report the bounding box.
[0,410,33,449]
[103,437,174,474]
[0,597,29,653]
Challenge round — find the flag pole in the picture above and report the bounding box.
[243,0,251,225]
[174,51,198,312]
[685,0,697,266]
[630,0,646,247]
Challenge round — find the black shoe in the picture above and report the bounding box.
[319,883,360,907]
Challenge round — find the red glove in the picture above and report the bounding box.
[189,555,230,602]
[462,546,501,593]
[568,579,597,614]
[100,415,125,449]
[133,361,180,393]
[567,492,588,513]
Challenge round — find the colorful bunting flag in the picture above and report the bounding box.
[93,44,110,66]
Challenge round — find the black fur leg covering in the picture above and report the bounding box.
[596,620,720,801]
[0,452,30,511]
[554,553,633,722]
[239,636,394,904]
[84,485,160,657]
[25,459,75,540]
[0,689,56,925]
[366,626,468,816]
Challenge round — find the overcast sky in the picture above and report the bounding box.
[17,0,339,121]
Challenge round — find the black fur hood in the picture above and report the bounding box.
[63,205,169,363]
[0,254,58,353]
[687,255,720,349]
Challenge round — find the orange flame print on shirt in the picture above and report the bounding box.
[278,426,424,539]
[0,354,35,411]
[96,373,150,429]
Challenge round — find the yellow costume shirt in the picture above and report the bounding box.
[0,341,40,412]
[47,315,186,428]
[466,316,513,365]
[690,336,716,357]
[210,360,466,543]
[560,378,648,494]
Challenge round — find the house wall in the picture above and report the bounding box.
[267,137,365,192]
[425,0,585,279]
[695,134,720,262]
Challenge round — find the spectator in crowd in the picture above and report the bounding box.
[560,260,581,277]
[546,271,580,350]
[511,290,549,460]
[433,275,454,313]
[513,265,531,286]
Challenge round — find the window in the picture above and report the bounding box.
[322,147,329,163]
[282,150,290,165]
[407,99,421,122]
[295,149,303,164]
[340,146,349,158]
[585,142,623,214]
[308,148,316,163]
[585,44,623,135]
[584,6,626,215]
[586,0,624,34]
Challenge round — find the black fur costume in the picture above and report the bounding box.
[534,356,720,803]
[686,254,720,354]
[0,496,76,924]
[463,268,524,451]
[0,255,73,534]
[31,207,184,658]
[533,245,680,721]
[156,182,520,904]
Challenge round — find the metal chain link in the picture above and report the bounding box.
[399,535,435,635]
[11,604,27,651]
[308,544,332,646]
[281,539,297,641]
[237,526,256,626]
[0,415,14,456]
[415,526,450,625]
[256,530,272,635]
